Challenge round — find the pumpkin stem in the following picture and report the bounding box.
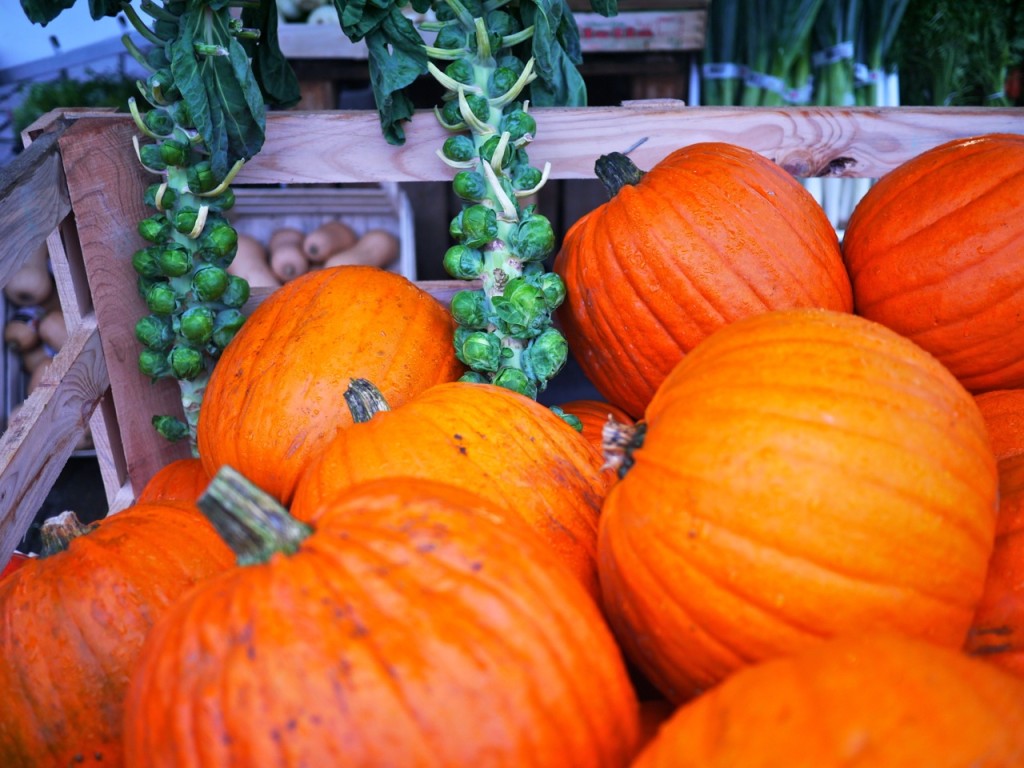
[39,511,97,558]
[344,378,391,424]
[595,152,646,198]
[601,417,647,479]
[198,465,312,566]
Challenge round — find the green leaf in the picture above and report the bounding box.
[586,0,618,16]
[242,1,302,109]
[19,0,76,25]
[522,0,589,107]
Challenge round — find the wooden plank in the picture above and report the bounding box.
[0,315,107,567]
[0,128,70,285]
[56,118,193,500]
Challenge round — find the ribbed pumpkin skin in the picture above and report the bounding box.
[599,308,998,702]
[975,389,1024,462]
[197,266,463,505]
[135,457,211,505]
[0,505,233,767]
[967,451,1024,677]
[842,133,1024,393]
[554,142,852,418]
[291,382,611,599]
[123,478,640,768]
[558,398,635,455]
[632,633,1024,768]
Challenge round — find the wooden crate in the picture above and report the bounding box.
[1,102,1022,567]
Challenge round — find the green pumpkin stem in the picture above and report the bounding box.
[39,511,97,558]
[198,465,312,566]
[595,152,646,199]
[601,418,647,479]
[344,378,391,424]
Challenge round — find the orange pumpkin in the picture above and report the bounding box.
[123,475,641,767]
[632,633,1024,767]
[975,389,1024,462]
[291,381,611,600]
[557,398,635,454]
[554,143,852,418]
[967,451,1024,677]
[197,266,464,504]
[0,505,233,767]
[135,457,211,506]
[843,133,1024,393]
[599,308,998,702]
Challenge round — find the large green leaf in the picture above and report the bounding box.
[20,0,78,25]
[522,0,588,107]
[242,1,302,109]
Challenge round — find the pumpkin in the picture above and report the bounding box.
[290,381,612,600]
[966,451,1024,677]
[0,552,30,580]
[975,389,1024,462]
[553,143,852,418]
[842,133,1024,394]
[196,266,464,505]
[0,505,233,767]
[599,308,998,702]
[557,398,635,455]
[135,457,211,506]
[632,632,1024,767]
[122,472,641,767]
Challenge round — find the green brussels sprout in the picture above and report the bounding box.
[500,110,537,142]
[452,170,488,202]
[206,188,235,213]
[445,59,475,85]
[433,4,455,21]
[524,328,568,383]
[550,406,584,431]
[443,244,485,280]
[457,330,502,372]
[536,272,567,309]
[493,367,537,400]
[186,161,217,193]
[442,135,477,163]
[147,69,180,101]
[491,278,546,338]
[132,246,165,280]
[135,314,174,351]
[152,414,190,442]
[179,306,216,344]
[450,289,489,329]
[487,10,521,38]
[479,135,513,168]
[173,207,202,235]
[156,244,193,277]
[197,221,238,259]
[192,265,230,302]
[488,67,519,98]
[464,93,491,123]
[143,182,177,211]
[143,108,175,136]
[219,275,251,309]
[145,282,179,315]
[458,370,490,384]
[510,214,555,262]
[460,205,499,249]
[138,347,172,380]
[434,24,466,50]
[211,309,246,350]
[138,143,167,171]
[496,55,525,78]
[511,164,543,192]
[168,345,204,380]
[138,214,171,244]
[159,139,190,167]
[449,210,464,242]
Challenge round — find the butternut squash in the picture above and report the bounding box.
[4,245,53,307]
[302,220,357,262]
[323,229,401,270]
[228,234,281,289]
[268,227,304,252]
[38,309,68,353]
[269,242,311,283]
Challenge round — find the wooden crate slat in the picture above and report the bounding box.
[0,315,106,564]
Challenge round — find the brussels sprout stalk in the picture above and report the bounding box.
[429,2,569,403]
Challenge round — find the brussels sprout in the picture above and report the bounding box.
[445,59,475,85]
[479,135,513,168]
[450,289,489,329]
[139,348,173,380]
[206,188,235,212]
[147,69,180,101]
[173,207,201,235]
[536,272,567,309]
[458,370,489,384]
[159,139,190,167]
[487,10,521,38]
[197,222,238,259]
[493,367,537,399]
[442,135,477,163]
[186,161,217,193]
[439,98,464,127]
[138,143,167,171]
[511,164,543,191]
[492,278,546,338]
[449,210,465,241]
[135,314,174,351]
[219,275,251,309]
[179,306,216,344]
[460,205,499,249]
[156,244,193,277]
[549,406,584,431]
[434,24,466,50]
[192,265,230,302]
[510,214,555,262]
[496,55,525,78]
[524,328,568,383]
[457,330,502,372]
[464,93,491,123]
[144,182,177,211]
[152,414,190,442]
[488,67,519,98]
[211,309,246,350]
[145,282,179,315]
[168,345,204,380]
[443,244,485,280]
[143,108,175,136]
[138,214,171,244]
[452,170,488,202]
[132,246,165,280]
[500,110,537,142]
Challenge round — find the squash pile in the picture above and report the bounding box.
[4,133,1024,766]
